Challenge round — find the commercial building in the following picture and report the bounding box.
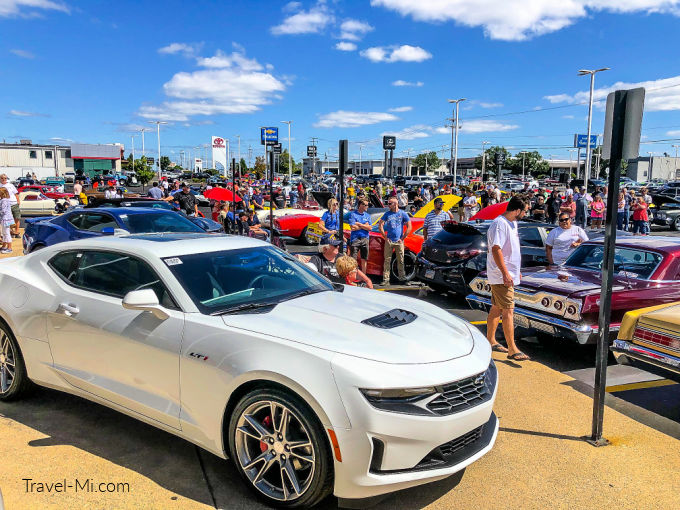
[302,156,478,177]
[0,141,124,180]
[626,156,680,182]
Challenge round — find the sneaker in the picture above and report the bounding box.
[0,249,11,254]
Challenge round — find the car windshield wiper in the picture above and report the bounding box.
[211,302,277,316]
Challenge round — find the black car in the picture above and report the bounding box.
[651,195,680,230]
[416,220,554,295]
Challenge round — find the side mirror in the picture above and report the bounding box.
[122,289,169,320]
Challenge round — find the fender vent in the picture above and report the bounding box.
[361,309,417,329]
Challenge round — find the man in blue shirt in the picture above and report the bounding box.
[251,188,264,210]
[147,181,164,200]
[379,196,412,285]
[348,198,372,273]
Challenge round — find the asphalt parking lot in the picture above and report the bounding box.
[1,197,679,509]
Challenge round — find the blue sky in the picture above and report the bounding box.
[2,0,680,165]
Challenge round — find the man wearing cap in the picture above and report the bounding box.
[423,197,454,240]
[296,234,344,283]
[173,183,199,216]
[379,197,412,285]
[251,188,265,210]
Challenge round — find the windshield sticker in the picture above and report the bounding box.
[165,257,183,266]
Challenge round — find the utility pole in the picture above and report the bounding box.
[248,145,253,171]
[236,135,241,177]
[481,141,489,181]
[281,121,292,180]
[359,144,363,176]
[673,144,680,159]
[139,128,150,158]
[520,151,527,180]
[310,137,318,175]
[130,135,135,174]
[147,120,167,179]
[448,98,466,185]
[579,67,610,189]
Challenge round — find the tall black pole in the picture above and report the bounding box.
[389,149,394,177]
[383,150,388,177]
[269,147,274,243]
[231,157,236,222]
[339,140,348,253]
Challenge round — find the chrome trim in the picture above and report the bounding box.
[612,339,680,375]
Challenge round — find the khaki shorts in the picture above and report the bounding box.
[11,204,20,220]
[490,284,514,310]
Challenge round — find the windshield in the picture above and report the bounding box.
[118,213,204,233]
[164,247,333,314]
[564,244,663,279]
[125,201,175,210]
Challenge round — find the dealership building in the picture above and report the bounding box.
[0,140,124,180]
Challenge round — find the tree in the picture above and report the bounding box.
[277,150,295,177]
[474,146,511,180]
[239,158,247,176]
[136,167,155,190]
[505,151,549,178]
[253,156,266,179]
[412,152,441,174]
[160,156,171,171]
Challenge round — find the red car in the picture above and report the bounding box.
[18,185,74,201]
[343,217,426,282]
[467,236,680,344]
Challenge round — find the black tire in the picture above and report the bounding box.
[672,216,680,231]
[391,250,417,282]
[0,321,34,401]
[299,226,316,246]
[227,387,333,508]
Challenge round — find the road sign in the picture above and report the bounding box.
[147,157,155,165]
[383,135,396,150]
[574,134,598,149]
[307,145,317,157]
[494,153,506,165]
[260,127,278,146]
[273,143,282,155]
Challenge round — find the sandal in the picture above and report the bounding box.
[491,343,508,353]
[507,352,531,361]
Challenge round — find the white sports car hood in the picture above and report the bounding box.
[222,286,474,364]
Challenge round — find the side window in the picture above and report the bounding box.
[48,251,80,283]
[67,213,85,230]
[71,251,178,309]
[80,213,118,232]
[519,227,544,248]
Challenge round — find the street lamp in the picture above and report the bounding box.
[647,152,655,181]
[578,67,610,191]
[672,144,680,159]
[130,134,136,174]
[519,151,528,181]
[448,98,466,185]
[281,121,292,180]
[139,127,151,158]
[481,141,490,180]
[147,120,168,179]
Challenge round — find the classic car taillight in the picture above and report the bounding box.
[566,304,577,316]
[582,294,600,314]
[476,282,484,291]
[446,248,482,259]
[541,297,551,308]
[553,300,564,311]
[633,327,680,351]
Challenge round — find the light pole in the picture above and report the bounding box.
[147,120,167,179]
[139,128,151,158]
[130,134,135,174]
[519,151,528,181]
[481,141,490,180]
[672,144,680,159]
[448,98,466,184]
[578,67,610,191]
[359,144,364,175]
[568,149,577,177]
[236,135,241,177]
[647,152,655,181]
[281,121,292,180]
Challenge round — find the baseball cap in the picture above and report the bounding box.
[320,234,342,246]
[434,197,444,205]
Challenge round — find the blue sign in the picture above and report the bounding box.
[574,134,598,149]
[261,127,278,145]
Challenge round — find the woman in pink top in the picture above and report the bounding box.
[591,194,605,229]
[560,195,576,219]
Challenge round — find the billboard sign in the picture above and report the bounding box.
[307,145,317,157]
[383,135,396,150]
[273,143,282,155]
[574,134,598,149]
[260,127,278,146]
[212,136,227,170]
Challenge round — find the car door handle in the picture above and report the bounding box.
[58,303,80,317]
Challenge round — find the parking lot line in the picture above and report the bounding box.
[606,379,678,393]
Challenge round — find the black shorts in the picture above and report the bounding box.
[350,237,369,259]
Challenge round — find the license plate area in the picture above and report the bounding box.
[530,320,555,335]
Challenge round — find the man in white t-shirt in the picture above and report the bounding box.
[485,196,530,361]
[0,173,20,238]
[546,214,588,265]
[462,190,478,221]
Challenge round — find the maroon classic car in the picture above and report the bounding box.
[466,236,680,344]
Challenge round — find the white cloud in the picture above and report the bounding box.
[339,19,374,40]
[10,48,34,59]
[668,130,680,137]
[50,137,72,142]
[389,106,413,112]
[8,109,48,117]
[138,47,286,122]
[283,1,302,12]
[314,110,399,128]
[562,114,575,119]
[544,75,680,111]
[360,44,432,63]
[158,42,203,57]
[381,124,432,140]
[271,1,334,35]
[478,101,503,108]
[0,0,69,17]
[371,0,680,41]
[392,79,424,87]
[459,119,519,133]
[335,41,357,51]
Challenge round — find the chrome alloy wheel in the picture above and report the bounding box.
[0,330,16,394]
[234,400,315,502]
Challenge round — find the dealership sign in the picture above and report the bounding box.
[212,135,227,172]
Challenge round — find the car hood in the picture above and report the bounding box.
[516,266,627,297]
[222,286,474,364]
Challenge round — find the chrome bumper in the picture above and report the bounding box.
[611,339,680,376]
[465,294,618,345]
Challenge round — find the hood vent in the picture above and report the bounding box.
[362,309,417,329]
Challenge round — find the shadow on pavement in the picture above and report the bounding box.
[499,426,585,442]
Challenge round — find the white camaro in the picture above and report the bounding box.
[0,234,498,507]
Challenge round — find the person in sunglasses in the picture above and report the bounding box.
[545,214,589,265]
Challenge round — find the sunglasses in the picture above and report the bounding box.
[559,218,570,223]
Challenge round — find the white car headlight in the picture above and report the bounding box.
[360,386,436,415]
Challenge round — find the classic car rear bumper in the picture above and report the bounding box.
[416,257,469,295]
[611,339,680,378]
[466,294,619,345]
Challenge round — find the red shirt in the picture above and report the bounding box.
[632,203,648,221]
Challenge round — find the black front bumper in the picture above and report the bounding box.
[416,258,470,295]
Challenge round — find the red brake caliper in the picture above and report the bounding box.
[259,415,272,453]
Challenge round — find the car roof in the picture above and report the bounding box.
[39,233,267,259]
[71,207,174,216]
[585,235,680,253]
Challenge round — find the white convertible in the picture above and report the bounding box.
[0,234,498,507]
